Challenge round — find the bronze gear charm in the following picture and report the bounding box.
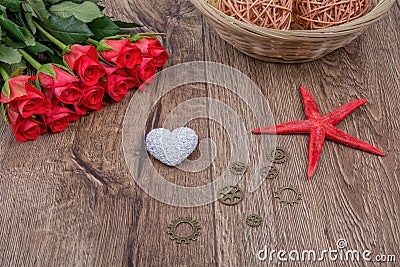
[218,186,244,206]
[260,166,279,180]
[268,147,290,164]
[229,162,249,175]
[167,217,201,244]
[246,214,263,227]
[274,186,302,206]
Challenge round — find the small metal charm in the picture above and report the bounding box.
[246,214,263,227]
[167,217,201,244]
[218,186,244,206]
[229,162,249,175]
[274,186,302,206]
[260,166,279,180]
[268,147,290,164]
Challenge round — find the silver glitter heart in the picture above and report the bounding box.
[145,127,199,167]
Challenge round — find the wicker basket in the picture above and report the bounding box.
[190,0,395,63]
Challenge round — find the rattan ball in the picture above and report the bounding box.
[294,0,370,30]
[217,0,293,30]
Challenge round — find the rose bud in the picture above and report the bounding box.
[135,38,169,67]
[64,45,106,86]
[0,75,50,118]
[74,83,105,115]
[126,58,156,89]
[99,39,143,69]
[7,105,47,142]
[38,64,83,105]
[104,66,138,102]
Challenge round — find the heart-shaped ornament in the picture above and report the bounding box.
[145,127,199,167]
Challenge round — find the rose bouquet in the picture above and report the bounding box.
[0,0,168,142]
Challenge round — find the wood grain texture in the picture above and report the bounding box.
[204,4,400,266]
[0,1,399,266]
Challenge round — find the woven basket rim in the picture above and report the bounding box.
[191,0,395,36]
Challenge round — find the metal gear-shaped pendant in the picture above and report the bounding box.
[218,186,244,206]
[229,162,249,175]
[246,214,263,227]
[274,186,302,206]
[268,147,290,164]
[167,217,201,244]
[260,166,279,180]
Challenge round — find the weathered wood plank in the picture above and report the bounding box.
[103,1,218,266]
[0,1,399,267]
[204,4,400,267]
[0,0,216,266]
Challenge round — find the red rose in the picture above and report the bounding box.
[7,105,46,142]
[99,39,143,69]
[38,64,82,105]
[135,38,168,67]
[74,83,105,114]
[63,45,105,86]
[126,58,156,89]
[0,76,50,118]
[43,105,81,133]
[104,66,138,102]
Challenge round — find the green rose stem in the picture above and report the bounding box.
[18,50,42,71]
[87,38,99,46]
[33,21,67,51]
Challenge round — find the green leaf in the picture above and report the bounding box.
[2,39,25,49]
[0,61,26,75]
[26,0,50,21]
[129,33,164,42]
[47,0,101,3]
[10,66,26,78]
[38,63,56,77]
[88,16,120,41]
[97,40,114,52]
[20,27,36,46]
[0,4,6,15]
[42,14,93,45]
[25,41,54,55]
[1,103,8,123]
[0,45,22,64]
[114,21,142,28]
[0,0,21,12]
[129,35,149,42]
[0,18,35,46]
[44,0,62,4]
[23,4,36,34]
[49,1,103,23]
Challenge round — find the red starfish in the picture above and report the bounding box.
[252,86,385,178]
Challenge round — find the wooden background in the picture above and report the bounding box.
[0,0,399,266]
